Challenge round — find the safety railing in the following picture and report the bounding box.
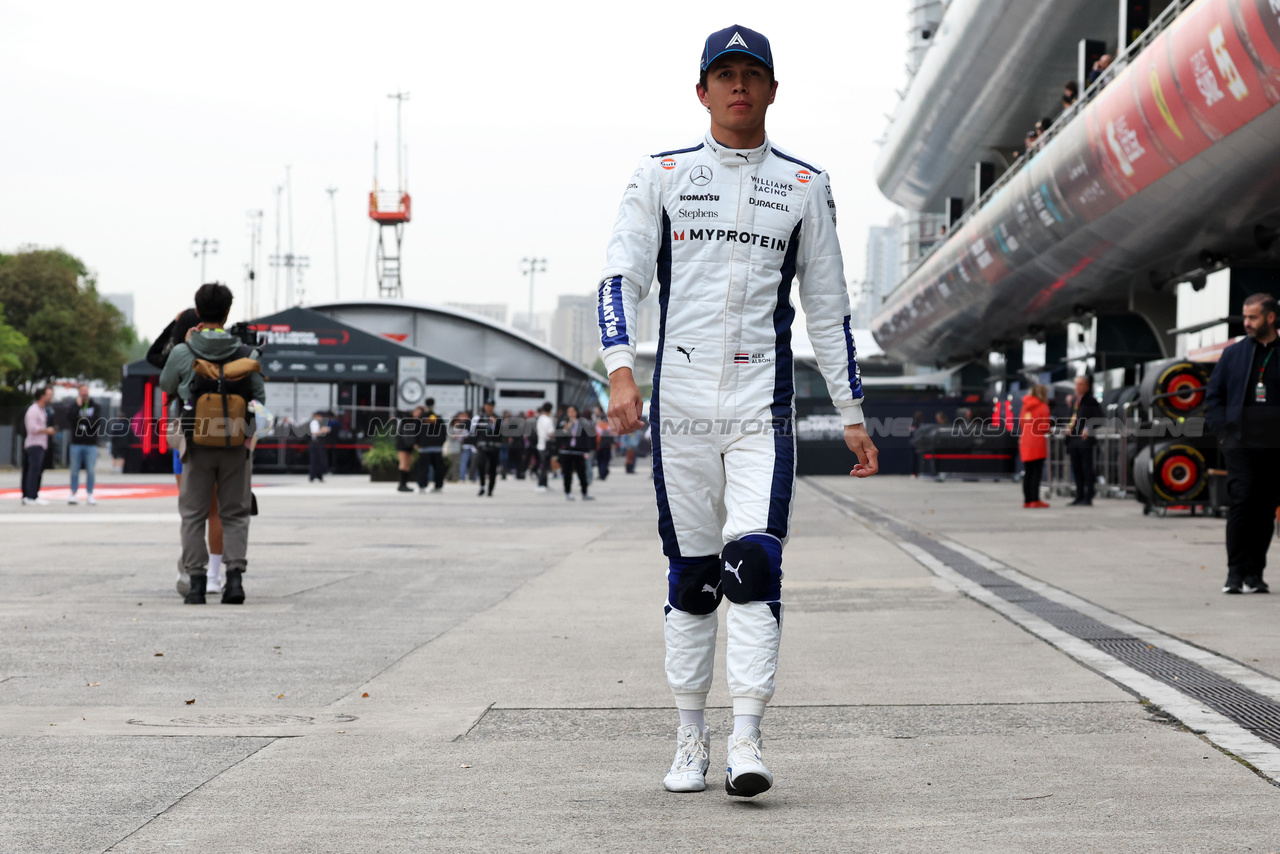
[893,0,1197,285]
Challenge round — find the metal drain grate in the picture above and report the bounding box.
[807,481,1280,751]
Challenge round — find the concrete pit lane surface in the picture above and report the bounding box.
[1,470,1278,853]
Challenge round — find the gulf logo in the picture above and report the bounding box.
[661,158,676,170]
[795,169,813,184]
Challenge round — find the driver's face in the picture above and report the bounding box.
[697,56,776,135]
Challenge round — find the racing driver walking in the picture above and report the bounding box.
[602,25,878,797]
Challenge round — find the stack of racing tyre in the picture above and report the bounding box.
[1132,358,1220,515]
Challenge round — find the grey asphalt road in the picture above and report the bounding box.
[1,469,1277,853]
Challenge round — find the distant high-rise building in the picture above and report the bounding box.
[512,310,551,344]
[552,293,600,369]
[854,217,904,328]
[445,302,508,325]
[102,293,135,328]
[635,290,660,343]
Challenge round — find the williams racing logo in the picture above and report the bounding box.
[671,227,788,252]
[750,176,792,197]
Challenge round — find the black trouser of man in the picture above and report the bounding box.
[508,442,526,479]
[417,449,445,490]
[308,440,327,481]
[1021,457,1043,504]
[22,446,45,499]
[1068,442,1095,504]
[596,447,611,480]
[477,447,500,495]
[560,452,588,495]
[537,449,552,487]
[1224,447,1280,587]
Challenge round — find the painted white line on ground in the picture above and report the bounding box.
[255,487,406,498]
[0,513,181,524]
[894,540,1280,781]
[939,538,1280,705]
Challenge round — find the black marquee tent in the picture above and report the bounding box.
[120,306,493,474]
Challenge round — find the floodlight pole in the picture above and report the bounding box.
[521,256,547,337]
[245,210,263,319]
[326,187,340,300]
[191,238,219,284]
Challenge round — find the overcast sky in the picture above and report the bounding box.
[1,1,905,339]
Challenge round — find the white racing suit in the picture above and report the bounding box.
[598,133,865,717]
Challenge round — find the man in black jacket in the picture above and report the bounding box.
[472,399,503,497]
[416,398,447,493]
[1067,375,1104,506]
[1205,293,1280,594]
[557,405,596,501]
[67,384,105,505]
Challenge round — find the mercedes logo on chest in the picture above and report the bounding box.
[690,165,713,186]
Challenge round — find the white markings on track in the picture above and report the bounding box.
[939,539,1280,705]
[807,482,1280,783]
[894,541,1280,782]
[0,513,181,524]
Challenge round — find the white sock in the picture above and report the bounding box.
[208,554,223,579]
[678,709,706,730]
[733,714,761,736]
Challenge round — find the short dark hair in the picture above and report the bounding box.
[424,397,435,408]
[540,402,553,413]
[1064,80,1079,95]
[194,283,234,323]
[33,384,51,400]
[1243,292,1279,317]
[698,55,775,91]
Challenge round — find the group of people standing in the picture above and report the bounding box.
[1017,375,1102,509]
[19,383,108,506]
[393,399,638,501]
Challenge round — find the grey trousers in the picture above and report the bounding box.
[180,445,252,574]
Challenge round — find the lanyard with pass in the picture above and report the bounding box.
[1257,349,1273,404]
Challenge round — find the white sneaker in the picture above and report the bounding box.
[565,493,575,501]
[32,497,49,506]
[87,495,97,505]
[206,570,224,595]
[725,726,773,797]
[536,485,548,493]
[663,724,710,793]
[20,497,30,506]
[68,497,79,505]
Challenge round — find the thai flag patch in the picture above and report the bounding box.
[734,353,750,364]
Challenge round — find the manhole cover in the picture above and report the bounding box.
[126,713,356,728]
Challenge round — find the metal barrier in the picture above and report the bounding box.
[1046,417,1134,501]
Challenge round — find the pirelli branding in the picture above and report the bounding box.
[671,227,788,252]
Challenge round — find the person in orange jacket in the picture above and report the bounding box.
[1019,384,1052,508]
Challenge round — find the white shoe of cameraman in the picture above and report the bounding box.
[663,724,710,793]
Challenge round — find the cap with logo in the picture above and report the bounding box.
[700,25,773,72]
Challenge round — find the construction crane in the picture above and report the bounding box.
[369,91,410,299]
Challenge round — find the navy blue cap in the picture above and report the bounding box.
[700,25,773,72]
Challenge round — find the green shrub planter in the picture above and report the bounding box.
[362,433,407,482]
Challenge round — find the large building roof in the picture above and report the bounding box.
[309,299,609,385]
